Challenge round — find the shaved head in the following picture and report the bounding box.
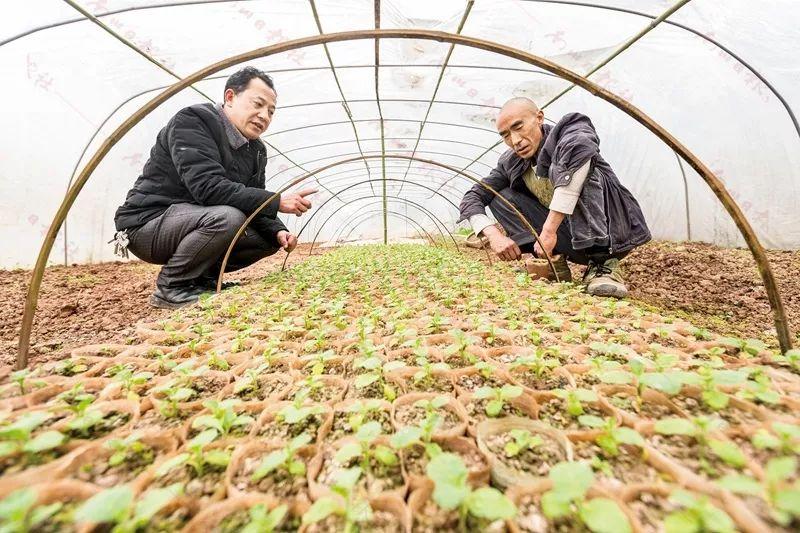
[500,97,540,115]
[496,97,545,159]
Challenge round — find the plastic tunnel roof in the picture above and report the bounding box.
[1,0,799,268]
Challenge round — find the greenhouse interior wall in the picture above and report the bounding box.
[1,1,799,532]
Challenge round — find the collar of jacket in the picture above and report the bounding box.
[216,103,249,150]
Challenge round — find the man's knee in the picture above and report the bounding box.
[202,205,247,234]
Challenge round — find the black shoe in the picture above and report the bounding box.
[195,276,241,291]
[149,284,206,309]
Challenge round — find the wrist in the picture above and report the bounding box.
[481,224,503,239]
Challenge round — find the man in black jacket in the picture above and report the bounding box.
[114,67,315,309]
[459,97,651,298]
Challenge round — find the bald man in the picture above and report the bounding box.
[459,98,651,297]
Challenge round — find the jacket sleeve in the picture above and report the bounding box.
[250,214,288,248]
[550,113,600,189]
[457,154,512,222]
[167,109,281,219]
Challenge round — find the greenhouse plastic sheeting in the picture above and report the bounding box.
[0,0,798,268]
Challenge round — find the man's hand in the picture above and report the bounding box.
[483,225,521,261]
[279,188,317,216]
[276,230,298,252]
[533,230,557,259]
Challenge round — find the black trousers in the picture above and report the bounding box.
[488,188,624,266]
[126,203,278,289]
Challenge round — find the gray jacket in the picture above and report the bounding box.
[458,112,651,254]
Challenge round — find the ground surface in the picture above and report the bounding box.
[1,244,797,532]
[1,241,798,368]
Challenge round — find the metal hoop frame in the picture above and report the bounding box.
[16,29,793,370]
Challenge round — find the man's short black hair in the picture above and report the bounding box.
[224,67,275,96]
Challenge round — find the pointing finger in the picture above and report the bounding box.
[297,187,318,197]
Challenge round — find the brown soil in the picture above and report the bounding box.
[328,408,393,442]
[218,508,302,533]
[0,244,324,368]
[647,434,752,481]
[154,461,228,499]
[232,453,310,499]
[259,411,327,442]
[304,510,402,533]
[413,498,509,533]
[536,399,606,431]
[8,241,795,372]
[621,241,800,346]
[317,446,404,495]
[570,439,662,485]
[626,491,678,533]
[485,431,566,477]
[670,393,764,428]
[394,402,461,432]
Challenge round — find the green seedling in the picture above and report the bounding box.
[352,357,405,401]
[444,329,479,365]
[343,400,386,434]
[510,353,559,377]
[422,311,450,335]
[736,368,781,406]
[720,337,767,357]
[191,399,254,438]
[503,429,544,457]
[389,425,443,458]
[589,342,630,363]
[156,384,196,419]
[277,402,325,428]
[552,388,598,417]
[578,416,645,457]
[251,433,312,482]
[473,384,523,417]
[477,321,498,345]
[238,503,288,533]
[413,356,450,385]
[304,350,338,375]
[74,483,183,532]
[292,374,327,402]
[111,367,154,401]
[425,452,516,532]
[152,351,177,373]
[303,327,333,353]
[0,411,66,459]
[541,461,631,533]
[230,330,253,354]
[155,429,230,478]
[751,422,800,455]
[54,383,96,412]
[522,324,543,346]
[303,467,373,532]
[104,433,153,467]
[9,369,46,396]
[334,421,398,474]
[206,351,230,371]
[692,365,747,410]
[654,417,746,474]
[0,487,63,533]
[233,363,272,397]
[51,358,89,377]
[717,456,800,526]
[769,348,800,373]
[662,489,735,533]
[402,396,448,446]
